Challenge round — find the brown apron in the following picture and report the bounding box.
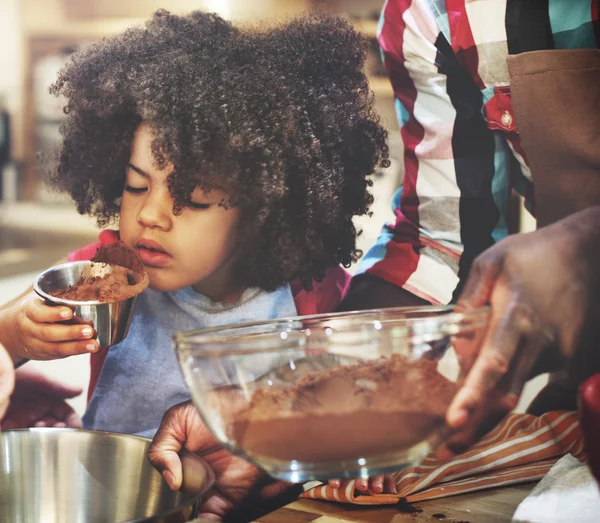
[506,49,600,412]
[508,49,600,227]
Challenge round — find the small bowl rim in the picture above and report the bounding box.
[173,304,489,356]
[0,427,216,522]
[34,260,136,306]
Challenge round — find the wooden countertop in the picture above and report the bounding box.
[252,483,535,523]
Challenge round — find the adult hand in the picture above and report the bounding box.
[149,400,291,521]
[328,474,397,494]
[1,365,83,429]
[0,343,15,421]
[442,206,600,456]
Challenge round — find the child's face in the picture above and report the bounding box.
[119,123,242,301]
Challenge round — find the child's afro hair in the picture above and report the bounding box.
[50,10,390,291]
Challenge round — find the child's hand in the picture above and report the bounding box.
[13,292,99,360]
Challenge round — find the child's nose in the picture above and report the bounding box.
[136,191,172,230]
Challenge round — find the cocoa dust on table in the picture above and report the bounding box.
[396,499,423,515]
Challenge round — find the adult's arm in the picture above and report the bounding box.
[342,0,512,310]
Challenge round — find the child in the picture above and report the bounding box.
[0,10,389,437]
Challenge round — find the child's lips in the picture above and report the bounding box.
[136,240,171,267]
[137,247,171,267]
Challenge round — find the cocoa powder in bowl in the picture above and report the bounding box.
[230,355,458,463]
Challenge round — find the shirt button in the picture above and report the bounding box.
[501,111,513,127]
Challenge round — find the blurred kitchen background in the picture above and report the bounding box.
[0,0,538,415]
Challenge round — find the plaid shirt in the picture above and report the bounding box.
[357,0,600,304]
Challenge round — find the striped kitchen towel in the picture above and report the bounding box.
[302,411,583,505]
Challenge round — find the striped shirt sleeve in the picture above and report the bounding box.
[357,0,509,305]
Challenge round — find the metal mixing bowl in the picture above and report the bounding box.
[0,428,214,523]
[34,261,142,348]
[175,305,489,482]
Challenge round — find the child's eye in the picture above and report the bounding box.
[124,185,147,194]
[188,202,212,210]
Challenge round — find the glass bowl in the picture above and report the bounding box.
[174,305,489,482]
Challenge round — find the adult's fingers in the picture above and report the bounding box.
[61,408,83,428]
[52,401,83,428]
[368,475,384,493]
[2,401,81,430]
[149,401,210,491]
[149,407,186,490]
[3,400,54,428]
[34,416,57,427]
[329,476,392,494]
[384,475,398,494]
[196,492,230,521]
[14,367,84,399]
[45,378,84,399]
[457,257,503,310]
[355,477,369,492]
[447,297,532,429]
[437,398,511,459]
[503,332,548,400]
